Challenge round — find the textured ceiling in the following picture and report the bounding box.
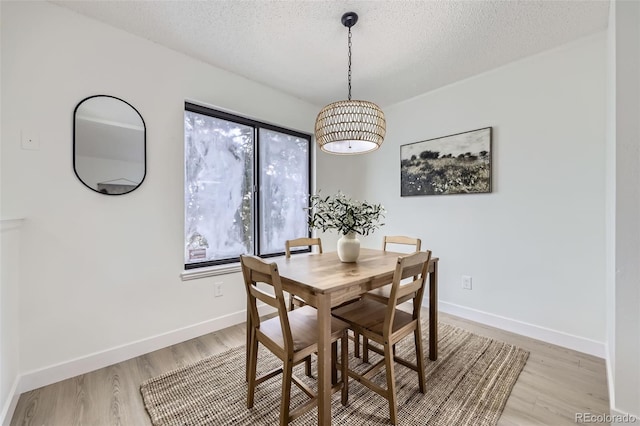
[51,0,609,108]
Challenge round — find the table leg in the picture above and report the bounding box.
[429,259,439,361]
[317,293,332,425]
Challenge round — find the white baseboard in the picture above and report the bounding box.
[16,305,274,396]
[438,301,606,358]
[609,408,639,425]
[604,344,639,424]
[1,377,20,426]
[605,342,617,412]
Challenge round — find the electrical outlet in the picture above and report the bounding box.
[462,275,472,290]
[214,282,223,297]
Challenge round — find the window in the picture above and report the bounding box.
[184,102,311,269]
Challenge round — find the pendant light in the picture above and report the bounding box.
[315,12,386,155]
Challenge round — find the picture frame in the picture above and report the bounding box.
[400,127,492,196]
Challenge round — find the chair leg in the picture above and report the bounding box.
[280,358,293,426]
[331,342,338,385]
[363,337,369,363]
[384,343,398,425]
[245,307,251,382]
[247,335,259,408]
[353,331,360,358]
[304,355,313,377]
[340,332,349,406]
[414,327,426,393]
[288,293,295,311]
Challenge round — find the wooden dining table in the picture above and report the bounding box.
[272,248,440,426]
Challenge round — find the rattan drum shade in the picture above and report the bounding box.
[315,100,386,155]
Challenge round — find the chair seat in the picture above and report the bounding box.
[260,305,349,352]
[331,299,415,336]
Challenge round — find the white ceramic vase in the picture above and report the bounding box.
[337,232,360,262]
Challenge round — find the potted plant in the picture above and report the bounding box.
[308,192,386,262]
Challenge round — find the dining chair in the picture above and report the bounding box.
[331,250,432,425]
[285,237,323,311]
[353,236,422,358]
[240,255,348,425]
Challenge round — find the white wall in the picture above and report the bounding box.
[605,0,617,391]
[607,0,640,420]
[318,34,607,351]
[0,4,22,423]
[0,0,317,395]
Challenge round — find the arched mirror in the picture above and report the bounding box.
[73,95,146,195]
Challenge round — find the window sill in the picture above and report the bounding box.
[181,263,241,281]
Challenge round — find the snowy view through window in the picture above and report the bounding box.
[184,108,310,267]
[258,129,309,255]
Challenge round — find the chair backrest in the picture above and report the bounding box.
[383,250,432,337]
[240,255,293,350]
[285,237,323,258]
[383,236,422,281]
[382,236,422,253]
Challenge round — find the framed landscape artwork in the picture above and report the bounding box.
[400,127,492,196]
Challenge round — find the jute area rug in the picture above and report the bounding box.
[140,322,529,425]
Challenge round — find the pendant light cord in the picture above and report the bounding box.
[347,26,352,101]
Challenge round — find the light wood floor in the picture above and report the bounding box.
[10,310,610,426]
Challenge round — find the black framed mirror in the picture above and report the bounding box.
[73,95,146,195]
